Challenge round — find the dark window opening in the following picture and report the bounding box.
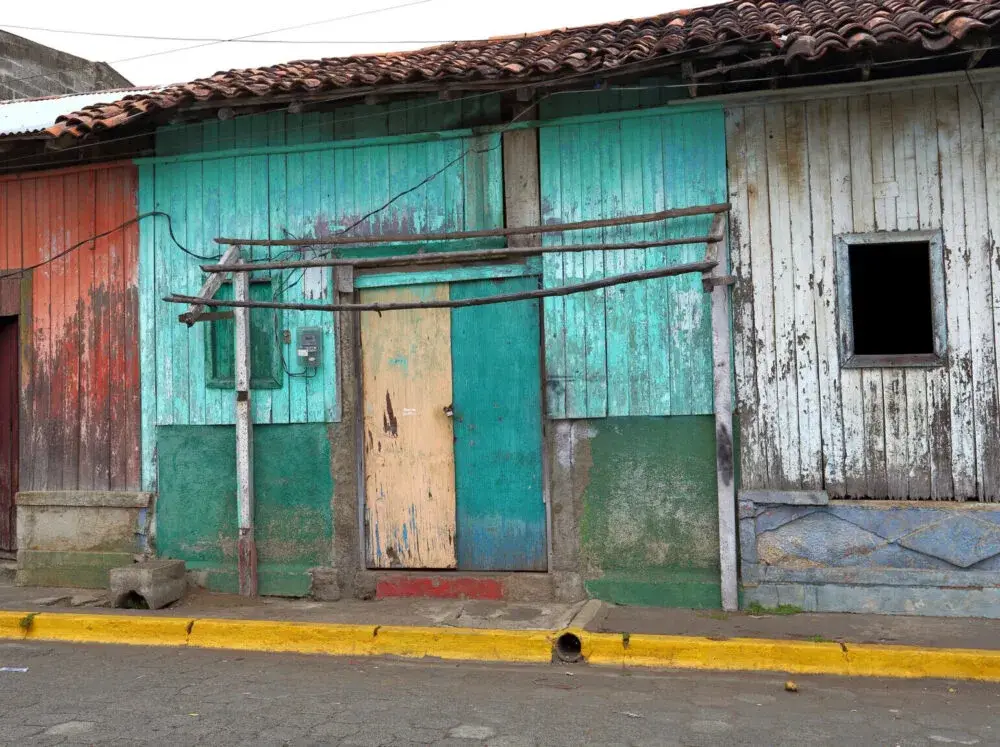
[848,242,934,356]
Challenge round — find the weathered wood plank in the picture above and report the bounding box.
[764,104,801,488]
[744,104,777,488]
[982,81,1000,502]
[726,106,764,489]
[106,168,130,490]
[805,98,846,496]
[641,114,670,415]
[959,84,1000,501]
[540,126,568,418]
[77,171,99,491]
[122,169,142,490]
[602,119,630,416]
[361,284,457,569]
[848,95,887,496]
[914,89,953,499]
[891,89,931,499]
[869,94,908,498]
[785,102,823,489]
[138,165,158,490]
[937,85,977,499]
[829,97,866,497]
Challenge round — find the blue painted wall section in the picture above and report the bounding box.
[741,498,1000,617]
[538,107,726,419]
[451,276,546,571]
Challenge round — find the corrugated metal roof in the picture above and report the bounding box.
[0,88,156,137]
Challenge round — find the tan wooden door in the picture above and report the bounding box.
[360,284,457,568]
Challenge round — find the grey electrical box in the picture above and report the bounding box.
[297,327,322,368]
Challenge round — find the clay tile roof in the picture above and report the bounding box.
[48,0,1000,139]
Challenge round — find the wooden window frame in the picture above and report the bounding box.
[205,276,283,389]
[835,229,947,369]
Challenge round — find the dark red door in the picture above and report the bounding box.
[0,317,17,553]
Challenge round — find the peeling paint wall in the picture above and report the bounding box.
[156,424,333,596]
[0,163,141,492]
[727,83,1000,500]
[549,417,722,608]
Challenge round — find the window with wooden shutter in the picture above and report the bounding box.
[205,277,282,389]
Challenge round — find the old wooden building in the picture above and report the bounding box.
[0,160,144,584]
[6,0,1000,616]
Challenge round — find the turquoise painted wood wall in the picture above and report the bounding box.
[138,113,503,490]
[539,107,727,419]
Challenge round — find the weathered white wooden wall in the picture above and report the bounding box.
[727,82,1000,500]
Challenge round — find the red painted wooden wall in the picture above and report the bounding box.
[0,162,141,492]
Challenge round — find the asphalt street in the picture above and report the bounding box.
[0,640,998,746]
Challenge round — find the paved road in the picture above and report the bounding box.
[1,641,998,746]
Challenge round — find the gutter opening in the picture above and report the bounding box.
[555,632,583,663]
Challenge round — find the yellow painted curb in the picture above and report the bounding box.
[567,628,1000,682]
[26,613,192,647]
[2,611,1000,681]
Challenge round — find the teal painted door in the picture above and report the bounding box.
[360,275,546,571]
[452,278,546,571]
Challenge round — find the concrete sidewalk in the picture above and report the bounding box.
[2,580,1000,681]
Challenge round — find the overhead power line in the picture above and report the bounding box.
[0,0,434,92]
[1,22,451,45]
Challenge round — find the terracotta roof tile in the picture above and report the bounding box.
[48,0,1000,139]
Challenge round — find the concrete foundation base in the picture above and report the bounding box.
[111,559,186,610]
[740,495,1000,618]
[15,491,152,590]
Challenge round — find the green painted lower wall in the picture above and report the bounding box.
[156,424,333,596]
[578,416,722,608]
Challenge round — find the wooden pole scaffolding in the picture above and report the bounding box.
[703,214,738,612]
[233,256,258,597]
[212,202,731,247]
[201,235,723,275]
[165,260,718,314]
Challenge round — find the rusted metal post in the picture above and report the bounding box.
[704,215,738,611]
[234,256,257,597]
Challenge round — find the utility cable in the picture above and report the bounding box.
[0,210,219,281]
[1,23,451,45]
[0,0,433,95]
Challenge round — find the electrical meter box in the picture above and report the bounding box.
[296,327,322,368]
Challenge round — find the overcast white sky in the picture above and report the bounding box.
[2,0,718,88]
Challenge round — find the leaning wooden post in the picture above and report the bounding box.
[234,254,258,597]
[703,214,738,612]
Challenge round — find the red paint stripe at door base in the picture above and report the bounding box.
[376,576,505,600]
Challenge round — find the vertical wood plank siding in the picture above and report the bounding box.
[0,163,141,492]
[140,119,502,490]
[539,108,727,418]
[728,83,1000,500]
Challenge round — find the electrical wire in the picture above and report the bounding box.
[0,0,434,95]
[1,23,451,45]
[0,210,219,281]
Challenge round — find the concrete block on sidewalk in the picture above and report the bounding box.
[110,559,186,610]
